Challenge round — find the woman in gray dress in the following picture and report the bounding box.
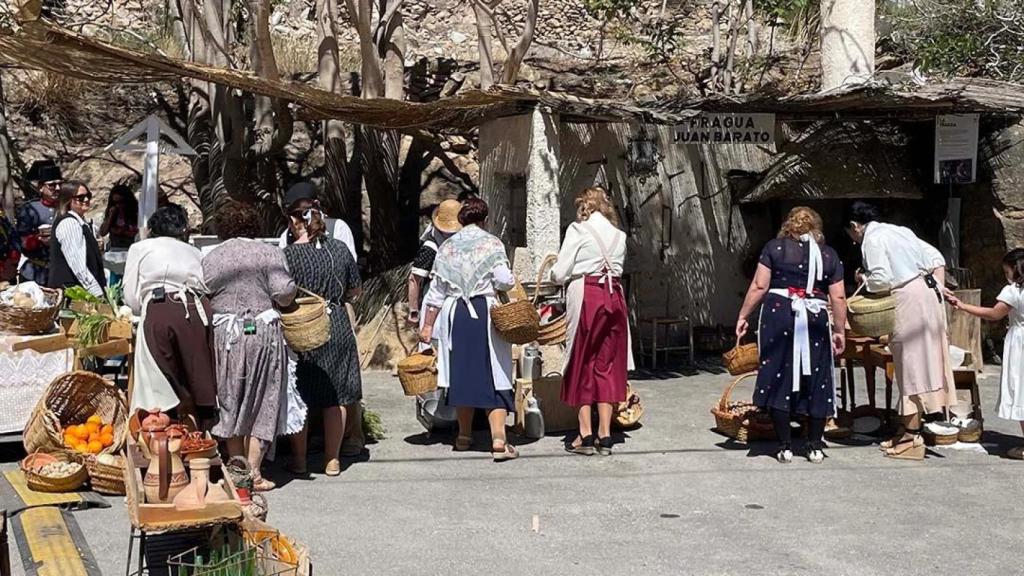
[204,201,296,491]
[284,200,362,477]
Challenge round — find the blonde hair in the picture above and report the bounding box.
[575,186,620,226]
[778,206,824,244]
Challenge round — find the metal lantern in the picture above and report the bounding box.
[625,125,662,184]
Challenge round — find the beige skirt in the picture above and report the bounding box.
[891,276,957,415]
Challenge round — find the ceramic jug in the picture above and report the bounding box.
[173,458,232,511]
[141,415,189,503]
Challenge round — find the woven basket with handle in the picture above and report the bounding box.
[722,339,759,376]
[0,286,62,335]
[710,372,775,442]
[21,451,88,493]
[533,255,567,346]
[847,283,896,338]
[397,350,438,396]
[491,279,540,345]
[23,371,128,457]
[281,288,331,352]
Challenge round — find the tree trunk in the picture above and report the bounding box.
[0,71,16,218]
[820,0,876,90]
[473,3,496,90]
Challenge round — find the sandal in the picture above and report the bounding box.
[324,458,342,476]
[879,427,907,451]
[596,436,613,457]
[565,435,595,456]
[883,435,925,460]
[252,477,276,492]
[492,442,520,462]
[454,435,473,452]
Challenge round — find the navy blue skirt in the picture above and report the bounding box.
[446,297,514,411]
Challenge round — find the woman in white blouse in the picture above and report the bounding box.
[550,187,634,456]
[123,205,217,429]
[846,201,956,460]
[419,198,520,462]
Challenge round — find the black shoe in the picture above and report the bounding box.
[596,436,613,456]
[566,435,596,456]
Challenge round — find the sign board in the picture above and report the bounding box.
[674,113,775,145]
[934,114,979,184]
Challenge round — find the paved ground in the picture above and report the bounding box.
[3,366,1024,576]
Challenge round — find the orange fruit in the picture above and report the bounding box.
[87,440,103,454]
[88,432,100,444]
[85,422,101,435]
[87,415,102,425]
[100,424,113,436]
[74,425,90,440]
[100,433,114,447]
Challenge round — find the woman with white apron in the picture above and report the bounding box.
[737,207,847,464]
[123,205,217,428]
[549,187,634,456]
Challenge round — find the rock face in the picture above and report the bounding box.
[991,121,1024,250]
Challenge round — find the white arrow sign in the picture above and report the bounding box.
[106,115,196,235]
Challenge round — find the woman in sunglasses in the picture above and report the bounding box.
[48,181,106,297]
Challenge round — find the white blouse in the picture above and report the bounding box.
[550,212,626,283]
[861,222,946,293]
[123,237,208,314]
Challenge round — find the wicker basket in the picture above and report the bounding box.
[957,419,983,443]
[536,313,567,346]
[491,280,540,345]
[923,422,959,446]
[722,341,759,376]
[86,454,126,495]
[21,451,87,493]
[397,351,438,396]
[281,288,331,352]
[0,286,62,335]
[847,284,896,338]
[710,372,775,442]
[23,371,128,457]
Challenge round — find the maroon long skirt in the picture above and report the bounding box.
[562,276,629,406]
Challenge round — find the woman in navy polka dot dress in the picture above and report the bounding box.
[736,207,848,464]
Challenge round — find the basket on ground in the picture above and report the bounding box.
[722,342,759,376]
[491,281,540,345]
[847,285,896,338]
[711,372,775,442]
[86,454,126,495]
[0,286,62,335]
[21,451,87,493]
[23,371,128,456]
[398,351,438,396]
[923,422,959,446]
[281,288,330,352]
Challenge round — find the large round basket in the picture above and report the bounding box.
[0,286,62,335]
[23,371,128,457]
[722,342,759,376]
[21,451,88,493]
[710,372,775,442]
[536,313,567,346]
[847,287,896,338]
[491,280,540,345]
[397,351,438,396]
[281,288,331,352]
[86,454,126,495]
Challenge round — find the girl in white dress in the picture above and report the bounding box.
[946,249,1024,457]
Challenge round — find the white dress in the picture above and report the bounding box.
[997,284,1024,421]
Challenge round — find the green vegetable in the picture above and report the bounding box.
[64,286,100,304]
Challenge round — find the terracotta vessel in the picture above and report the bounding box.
[173,458,232,511]
[139,412,189,503]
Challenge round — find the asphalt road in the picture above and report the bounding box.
[4,367,1023,576]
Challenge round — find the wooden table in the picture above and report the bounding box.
[836,334,886,414]
[645,317,694,368]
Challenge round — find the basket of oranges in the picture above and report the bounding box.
[24,371,128,457]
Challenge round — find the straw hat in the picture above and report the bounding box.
[432,199,463,234]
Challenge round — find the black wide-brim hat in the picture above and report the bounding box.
[27,159,62,183]
[283,181,317,210]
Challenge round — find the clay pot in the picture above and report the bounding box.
[173,458,232,511]
[142,422,188,504]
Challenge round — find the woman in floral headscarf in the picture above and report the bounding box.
[419,197,519,462]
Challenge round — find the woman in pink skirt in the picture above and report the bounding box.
[550,187,633,456]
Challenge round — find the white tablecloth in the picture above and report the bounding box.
[0,333,74,434]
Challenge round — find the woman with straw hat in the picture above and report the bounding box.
[409,199,462,431]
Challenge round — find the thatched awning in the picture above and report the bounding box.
[1,19,1023,130]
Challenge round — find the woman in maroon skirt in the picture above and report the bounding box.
[550,187,633,456]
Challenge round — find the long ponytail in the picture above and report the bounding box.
[1005,248,1024,288]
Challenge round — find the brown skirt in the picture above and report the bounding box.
[891,276,957,415]
[143,295,218,416]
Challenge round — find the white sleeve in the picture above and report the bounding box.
[492,262,515,292]
[550,224,583,284]
[277,231,288,249]
[332,220,358,262]
[916,237,946,270]
[123,244,143,314]
[861,234,892,293]
[997,284,1020,310]
[55,218,104,297]
[423,276,446,309]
